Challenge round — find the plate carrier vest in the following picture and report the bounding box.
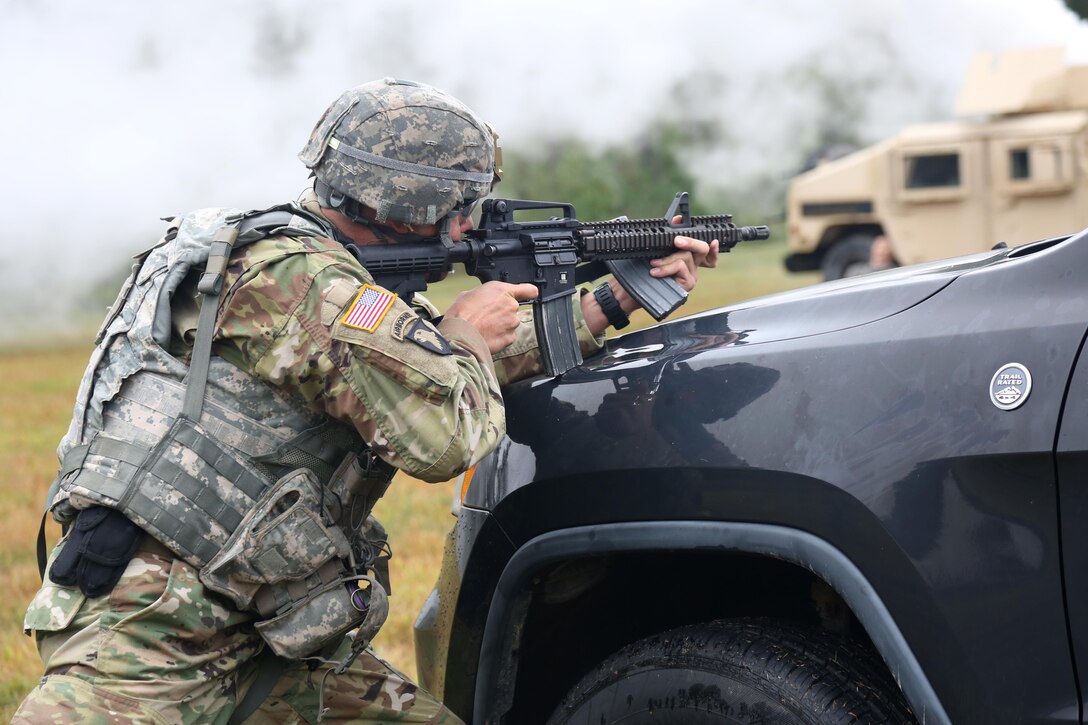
[45,204,393,665]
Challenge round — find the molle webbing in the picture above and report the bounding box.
[101,371,286,458]
[56,206,359,569]
[253,559,344,618]
[60,414,357,567]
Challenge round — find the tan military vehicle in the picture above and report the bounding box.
[785,47,1088,279]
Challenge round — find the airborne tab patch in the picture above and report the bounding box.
[407,318,452,355]
[341,285,397,332]
[390,311,416,341]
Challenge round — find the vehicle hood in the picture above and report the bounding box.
[589,248,1009,359]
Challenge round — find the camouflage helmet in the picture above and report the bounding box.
[299,78,500,226]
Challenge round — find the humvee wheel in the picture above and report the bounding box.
[822,234,874,280]
[546,619,916,725]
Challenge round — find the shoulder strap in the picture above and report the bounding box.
[237,203,337,244]
[181,202,337,423]
[183,221,241,421]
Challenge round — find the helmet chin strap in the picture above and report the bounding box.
[314,180,436,244]
[437,217,455,249]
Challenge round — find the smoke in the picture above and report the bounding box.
[2,0,1087,344]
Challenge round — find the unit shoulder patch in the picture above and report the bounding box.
[407,318,452,355]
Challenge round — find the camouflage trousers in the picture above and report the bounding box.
[13,542,462,724]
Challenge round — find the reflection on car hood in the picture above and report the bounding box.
[599,248,1010,356]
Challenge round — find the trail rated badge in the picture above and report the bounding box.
[990,363,1032,410]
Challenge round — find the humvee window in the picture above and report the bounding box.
[905,153,961,188]
[1010,149,1030,179]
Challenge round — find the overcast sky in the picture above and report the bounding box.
[3,0,1087,343]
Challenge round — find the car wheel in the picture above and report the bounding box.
[545,619,916,725]
[821,235,875,280]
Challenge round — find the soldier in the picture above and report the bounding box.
[13,78,717,724]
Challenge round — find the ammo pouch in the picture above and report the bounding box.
[58,414,392,661]
[201,467,389,660]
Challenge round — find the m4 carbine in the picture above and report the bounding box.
[347,192,769,376]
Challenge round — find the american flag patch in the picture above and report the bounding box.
[341,285,397,332]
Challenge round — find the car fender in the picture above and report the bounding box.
[474,520,950,725]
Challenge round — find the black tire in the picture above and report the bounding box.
[546,619,916,725]
[821,235,875,281]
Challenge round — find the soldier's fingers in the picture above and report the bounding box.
[702,240,720,269]
[653,249,698,276]
[508,283,540,302]
[651,257,697,290]
[671,236,713,267]
[475,281,537,304]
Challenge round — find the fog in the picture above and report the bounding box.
[3,0,1087,344]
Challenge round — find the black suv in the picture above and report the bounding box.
[414,229,1088,725]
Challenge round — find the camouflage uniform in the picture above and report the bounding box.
[17,544,461,724]
[14,192,603,724]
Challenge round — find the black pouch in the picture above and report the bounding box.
[48,506,145,597]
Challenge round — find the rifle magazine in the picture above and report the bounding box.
[533,294,582,377]
[606,258,687,321]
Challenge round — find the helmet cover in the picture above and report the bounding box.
[299,78,498,225]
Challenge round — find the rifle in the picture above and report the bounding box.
[346,191,769,376]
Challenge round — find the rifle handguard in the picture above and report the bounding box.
[348,192,768,378]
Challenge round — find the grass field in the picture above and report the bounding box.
[0,234,818,719]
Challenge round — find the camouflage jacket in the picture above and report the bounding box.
[58,193,603,494]
[164,194,603,483]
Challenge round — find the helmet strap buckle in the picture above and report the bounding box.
[438,217,455,250]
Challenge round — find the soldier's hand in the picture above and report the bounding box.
[648,215,718,293]
[445,281,539,353]
[681,234,720,269]
[651,238,717,292]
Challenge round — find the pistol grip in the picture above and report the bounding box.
[605,258,687,321]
